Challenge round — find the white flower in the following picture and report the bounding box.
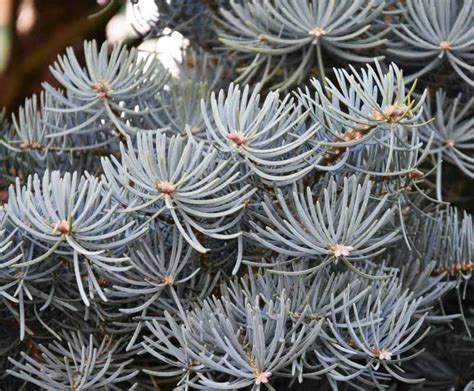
[309,26,326,38]
[254,371,272,385]
[377,348,392,361]
[329,244,354,257]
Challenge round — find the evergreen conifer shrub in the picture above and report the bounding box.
[0,0,473,389]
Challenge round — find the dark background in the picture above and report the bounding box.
[0,0,120,112]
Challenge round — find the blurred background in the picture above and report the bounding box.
[0,0,187,113]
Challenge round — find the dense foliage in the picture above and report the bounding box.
[0,0,473,390]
